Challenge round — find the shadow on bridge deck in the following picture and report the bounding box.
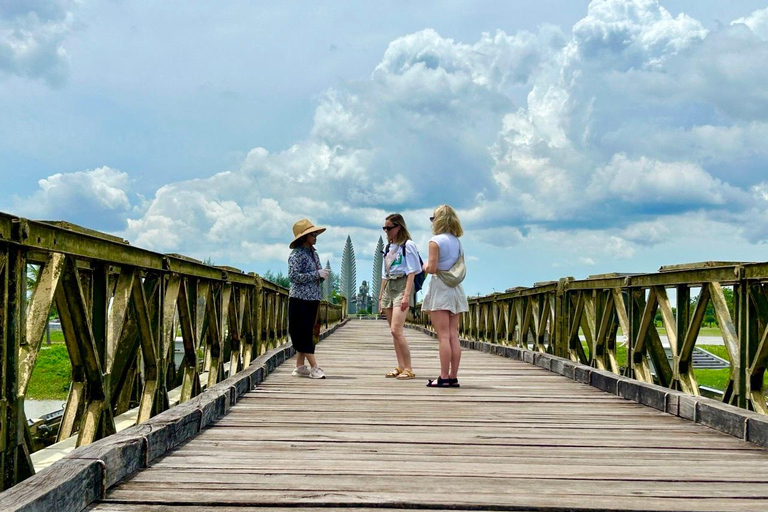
[89,320,768,512]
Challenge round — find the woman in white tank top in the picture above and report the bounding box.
[421,204,469,387]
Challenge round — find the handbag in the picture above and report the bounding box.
[437,242,466,287]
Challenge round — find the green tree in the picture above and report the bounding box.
[263,270,290,288]
[690,286,734,327]
[721,287,735,320]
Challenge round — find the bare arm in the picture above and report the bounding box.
[423,241,439,274]
[400,272,416,311]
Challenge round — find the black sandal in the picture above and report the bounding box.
[426,377,450,388]
[448,378,460,388]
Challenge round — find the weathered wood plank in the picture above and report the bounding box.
[84,320,768,512]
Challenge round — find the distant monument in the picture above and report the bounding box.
[371,236,383,313]
[322,260,333,301]
[355,280,372,313]
[340,235,357,314]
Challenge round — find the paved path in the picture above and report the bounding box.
[88,320,768,512]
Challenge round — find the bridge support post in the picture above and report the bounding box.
[1,243,34,490]
[555,278,568,358]
[735,268,749,410]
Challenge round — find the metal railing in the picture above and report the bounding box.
[410,262,768,413]
[0,212,345,490]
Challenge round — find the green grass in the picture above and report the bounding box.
[579,341,627,368]
[692,345,732,392]
[697,344,730,361]
[694,368,731,392]
[27,343,71,400]
[46,331,65,343]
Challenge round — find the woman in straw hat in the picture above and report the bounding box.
[288,218,330,379]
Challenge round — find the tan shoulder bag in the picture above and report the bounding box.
[436,242,466,287]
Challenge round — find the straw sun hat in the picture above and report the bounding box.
[289,219,326,249]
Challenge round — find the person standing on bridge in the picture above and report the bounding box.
[379,213,419,380]
[288,218,330,379]
[422,205,468,388]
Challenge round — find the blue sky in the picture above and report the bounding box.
[2,0,768,296]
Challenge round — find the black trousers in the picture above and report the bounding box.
[288,297,320,354]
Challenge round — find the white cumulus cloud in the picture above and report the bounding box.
[588,154,746,205]
[41,0,768,277]
[733,7,768,41]
[0,0,76,86]
[12,166,132,230]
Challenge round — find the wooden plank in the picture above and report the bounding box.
[87,320,768,512]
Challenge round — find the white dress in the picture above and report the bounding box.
[421,234,469,314]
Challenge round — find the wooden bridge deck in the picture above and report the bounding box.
[88,320,768,512]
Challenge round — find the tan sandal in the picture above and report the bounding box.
[386,367,403,378]
[396,369,415,380]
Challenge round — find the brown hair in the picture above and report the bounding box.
[385,213,412,245]
[431,204,463,237]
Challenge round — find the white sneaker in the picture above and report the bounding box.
[292,365,310,377]
[309,366,326,379]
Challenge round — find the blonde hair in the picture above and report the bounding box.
[431,204,463,237]
[385,213,412,244]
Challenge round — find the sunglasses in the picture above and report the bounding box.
[382,225,398,231]
[429,216,435,222]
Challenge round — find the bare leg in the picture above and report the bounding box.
[305,353,318,368]
[383,308,404,369]
[297,353,306,367]
[430,310,451,379]
[390,306,412,371]
[448,313,462,379]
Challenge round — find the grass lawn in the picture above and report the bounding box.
[697,344,729,361]
[694,368,731,392]
[27,342,71,400]
[695,344,732,392]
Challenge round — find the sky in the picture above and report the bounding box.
[2,0,768,297]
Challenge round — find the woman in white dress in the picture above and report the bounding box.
[421,205,469,387]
